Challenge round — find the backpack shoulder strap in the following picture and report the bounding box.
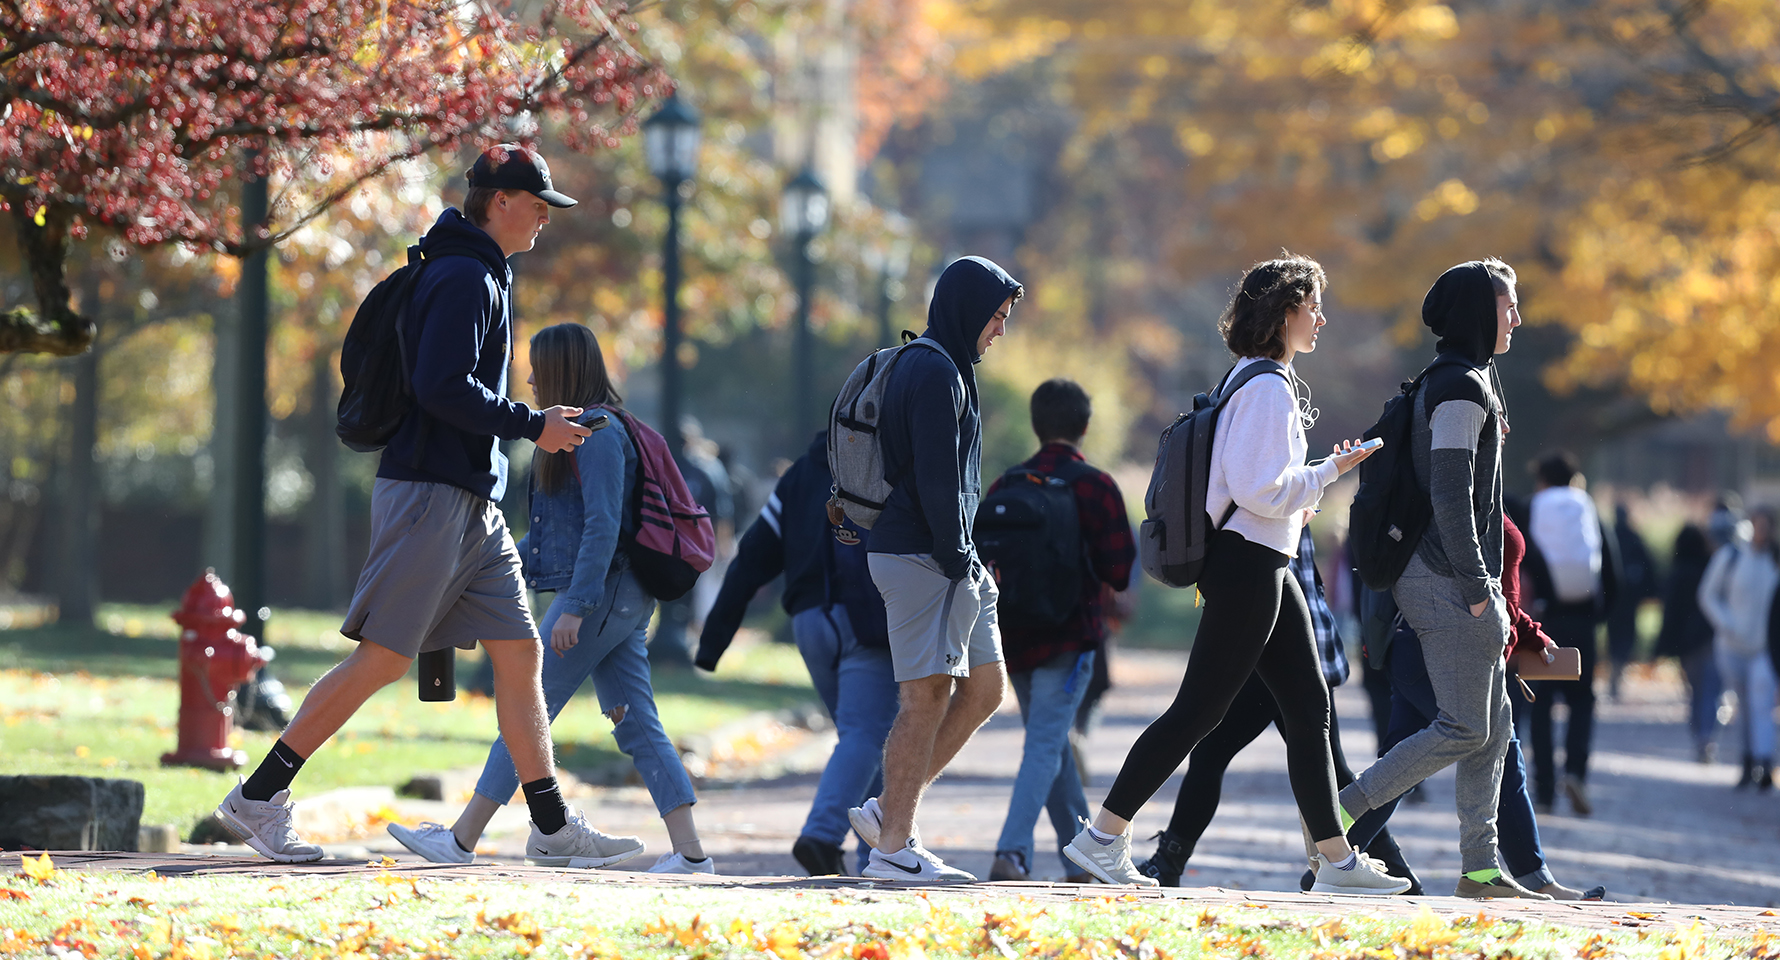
[902,337,967,420]
[1214,359,1288,405]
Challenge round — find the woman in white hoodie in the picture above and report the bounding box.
[1698,506,1779,789]
[1062,254,1404,894]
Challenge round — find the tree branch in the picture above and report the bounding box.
[0,203,95,355]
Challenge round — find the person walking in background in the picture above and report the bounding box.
[978,379,1135,883]
[1338,259,1538,899]
[1607,503,1658,699]
[850,256,1024,882]
[1133,527,1421,894]
[1070,581,1131,787]
[1062,254,1399,894]
[1524,451,1617,816]
[389,323,713,873]
[1657,524,1721,763]
[216,147,604,864]
[1698,505,1779,790]
[651,417,734,668]
[696,432,895,878]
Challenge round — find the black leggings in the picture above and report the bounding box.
[1102,529,1343,840]
[1161,673,1414,875]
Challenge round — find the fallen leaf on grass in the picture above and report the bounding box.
[1393,909,1461,951]
[0,889,28,901]
[19,853,53,883]
[1625,911,1660,921]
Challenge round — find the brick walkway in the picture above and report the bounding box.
[75,647,1780,922]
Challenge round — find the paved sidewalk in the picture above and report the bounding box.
[183,648,1780,908]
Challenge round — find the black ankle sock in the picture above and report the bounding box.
[241,740,306,802]
[522,777,569,835]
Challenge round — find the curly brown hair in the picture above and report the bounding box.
[1218,253,1327,360]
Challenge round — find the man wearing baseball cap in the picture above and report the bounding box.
[215,144,639,870]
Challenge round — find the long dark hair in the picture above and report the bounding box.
[530,323,622,495]
[1218,252,1327,360]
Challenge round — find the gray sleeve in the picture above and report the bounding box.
[1428,399,1494,605]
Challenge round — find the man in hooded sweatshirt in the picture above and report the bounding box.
[847,256,1024,882]
[213,145,638,867]
[1336,259,1548,899]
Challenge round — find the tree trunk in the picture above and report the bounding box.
[55,328,101,627]
[304,349,346,609]
[2,204,97,356]
[203,309,239,582]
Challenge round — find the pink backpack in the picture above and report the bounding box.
[595,405,716,601]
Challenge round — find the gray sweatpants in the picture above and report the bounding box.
[1340,554,1513,873]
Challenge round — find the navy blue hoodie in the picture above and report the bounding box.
[868,256,1023,580]
[378,208,546,501]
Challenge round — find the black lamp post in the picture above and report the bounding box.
[643,93,702,454]
[780,167,828,440]
[865,213,913,349]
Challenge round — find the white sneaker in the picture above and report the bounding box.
[215,781,323,863]
[848,797,921,849]
[1063,823,1158,887]
[387,821,474,864]
[861,837,976,882]
[646,851,717,874]
[525,808,645,869]
[1310,852,1413,895]
[847,797,885,848]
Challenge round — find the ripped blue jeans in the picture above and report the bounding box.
[475,569,697,816]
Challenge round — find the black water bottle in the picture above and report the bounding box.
[418,647,456,702]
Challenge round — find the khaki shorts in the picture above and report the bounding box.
[341,479,538,658]
[867,553,1002,682]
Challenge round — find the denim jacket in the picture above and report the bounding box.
[516,409,638,618]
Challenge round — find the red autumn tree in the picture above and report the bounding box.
[0,0,667,355]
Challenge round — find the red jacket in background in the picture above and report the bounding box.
[1503,514,1554,661]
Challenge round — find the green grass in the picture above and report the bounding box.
[0,606,816,836]
[0,867,1755,960]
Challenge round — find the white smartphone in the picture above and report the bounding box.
[1356,437,1384,452]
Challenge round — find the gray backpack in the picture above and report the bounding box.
[1139,360,1286,587]
[827,336,963,529]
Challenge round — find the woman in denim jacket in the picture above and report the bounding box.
[389,322,713,873]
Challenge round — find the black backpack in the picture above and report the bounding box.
[975,460,1096,626]
[1348,355,1473,590]
[1138,360,1287,588]
[335,243,488,454]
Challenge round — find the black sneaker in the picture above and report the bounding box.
[1134,830,1188,887]
[792,835,846,877]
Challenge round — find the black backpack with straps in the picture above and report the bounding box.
[335,243,490,456]
[1348,354,1477,591]
[975,459,1098,626]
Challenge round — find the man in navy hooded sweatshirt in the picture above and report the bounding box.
[214,145,639,868]
[846,256,1024,882]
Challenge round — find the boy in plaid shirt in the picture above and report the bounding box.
[986,379,1135,881]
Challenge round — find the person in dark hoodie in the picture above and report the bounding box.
[846,256,1023,882]
[1336,258,1544,898]
[215,145,604,865]
[696,432,895,878]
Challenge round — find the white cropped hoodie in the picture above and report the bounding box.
[1204,357,1339,558]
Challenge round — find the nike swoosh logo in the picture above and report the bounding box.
[882,857,925,876]
[277,755,293,768]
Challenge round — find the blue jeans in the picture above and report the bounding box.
[1350,627,1553,888]
[792,606,898,868]
[475,571,698,816]
[997,649,1095,874]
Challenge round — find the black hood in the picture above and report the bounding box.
[924,256,1023,374]
[807,431,828,465]
[1421,261,1498,365]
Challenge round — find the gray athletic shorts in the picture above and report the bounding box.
[341,478,538,658]
[867,553,1002,682]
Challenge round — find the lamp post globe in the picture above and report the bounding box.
[643,93,702,455]
[781,167,828,441]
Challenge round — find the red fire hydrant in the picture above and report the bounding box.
[161,569,271,771]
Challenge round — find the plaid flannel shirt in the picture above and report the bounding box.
[990,443,1136,673]
[1291,526,1349,688]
